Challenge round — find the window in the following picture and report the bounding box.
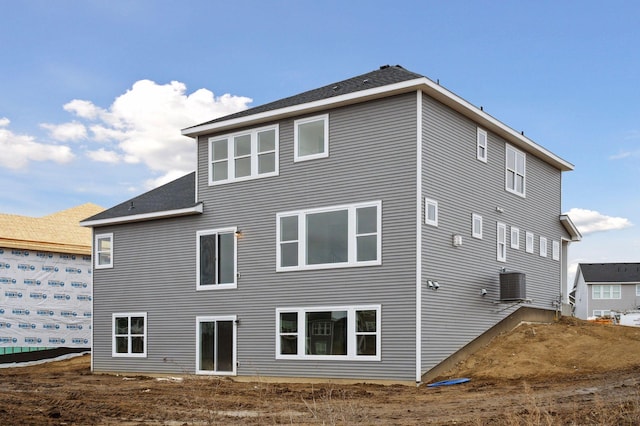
[636,284,640,297]
[276,305,380,360]
[497,222,506,262]
[510,227,520,249]
[525,232,534,253]
[477,128,487,162]
[592,285,621,299]
[196,316,236,375]
[197,228,237,289]
[294,114,328,162]
[505,144,526,196]
[593,310,612,318]
[209,125,278,185]
[472,214,483,239]
[539,237,547,257]
[95,233,113,269]
[277,201,381,271]
[552,240,560,261]
[112,313,146,357]
[425,198,438,227]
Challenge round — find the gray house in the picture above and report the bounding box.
[573,263,640,320]
[81,65,580,383]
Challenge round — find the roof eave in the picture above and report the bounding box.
[80,203,203,227]
[182,77,574,172]
[560,214,582,241]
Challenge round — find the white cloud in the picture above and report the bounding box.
[40,121,87,141]
[564,208,632,235]
[0,117,74,170]
[60,79,252,184]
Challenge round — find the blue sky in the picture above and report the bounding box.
[1,1,638,279]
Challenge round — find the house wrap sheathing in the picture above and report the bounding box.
[0,203,103,353]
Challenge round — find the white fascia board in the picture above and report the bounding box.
[560,214,582,241]
[80,203,203,227]
[183,77,573,171]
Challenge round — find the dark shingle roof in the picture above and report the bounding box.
[83,172,197,222]
[579,263,640,283]
[183,65,424,130]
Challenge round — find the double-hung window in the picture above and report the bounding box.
[294,114,328,162]
[477,128,487,162]
[95,233,113,269]
[552,240,560,261]
[510,227,520,249]
[276,305,381,360]
[112,313,146,357]
[525,231,534,253]
[209,125,278,185]
[505,144,526,196]
[197,228,237,289]
[277,201,381,271]
[539,236,548,257]
[497,222,506,262]
[592,285,621,299]
[472,214,483,239]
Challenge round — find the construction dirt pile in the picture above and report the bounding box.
[2,316,640,425]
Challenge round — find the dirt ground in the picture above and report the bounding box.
[2,317,640,425]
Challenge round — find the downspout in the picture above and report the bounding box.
[415,90,423,384]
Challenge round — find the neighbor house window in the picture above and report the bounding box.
[277,201,381,271]
[472,214,483,239]
[525,232,534,253]
[209,125,278,185]
[425,198,438,227]
[505,144,526,196]
[552,240,560,261]
[197,228,237,289]
[196,316,236,375]
[593,310,612,318]
[477,128,487,162]
[294,114,328,162]
[592,285,621,299]
[539,237,547,257]
[510,227,520,249]
[95,233,113,269]
[636,284,640,297]
[497,222,506,262]
[276,305,380,360]
[112,313,147,357]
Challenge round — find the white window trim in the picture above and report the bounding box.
[525,231,534,253]
[196,227,238,290]
[552,240,560,261]
[472,213,483,239]
[477,127,487,162]
[195,315,237,376]
[510,226,520,249]
[497,222,506,262]
[636,284,640,297]
[593,310,612,318]
[276,201,382,272]
[592,284,621,300]
[505,144,526,197]
[275,305,381,361]
[112,312,147,358]
[539,236,548,257]
[208,124,279,185]
[425,198,438,227]
[95,233,113,269]
[294,114,329,162]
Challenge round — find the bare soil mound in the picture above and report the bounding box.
[2,317,639,425]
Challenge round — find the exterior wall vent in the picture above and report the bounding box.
[499,272,526,301]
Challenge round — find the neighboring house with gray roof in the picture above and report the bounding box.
[81,65,579,383]
[572,263,640,320]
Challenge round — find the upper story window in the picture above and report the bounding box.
[477,128,487,162]
[497,222,506,262]
[112,312,147,357]
[505,144,526,197]
[277,201,381,271]
[95,233,113,269]
[294,114,328,162]
[209,125,278,185]
[510,226,520,249]
[552,240,560,261]
[472,213,483,239]
[539,236,548,257]
[197,228,237,290]
[592,284,621,300]
[425,198,438,227]
[525,231,534,253]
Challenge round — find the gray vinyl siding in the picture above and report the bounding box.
[420,94,567,373]
[93,93,418,381]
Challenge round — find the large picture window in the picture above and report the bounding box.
[276,201,381,271]
[592,285,621,300]
[276,305,381,360]
[294,114,328,162]
[209,125,278,185]
[505,144,526,197]
[95,233,113,269]
[197,228,237,289]
[112,313,147,357]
